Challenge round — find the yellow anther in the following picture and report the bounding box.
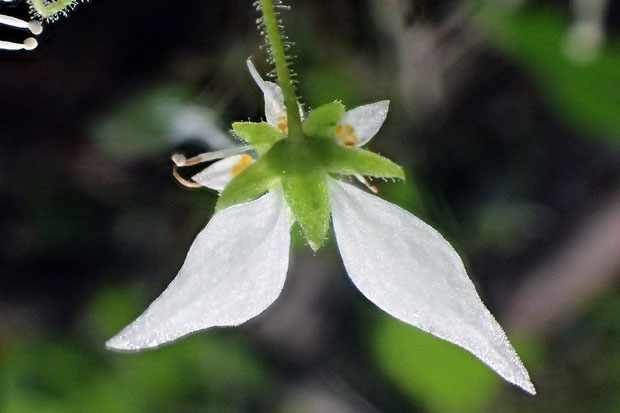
[277,115,288,133]
[334,123,357,146]
[232,154,253,177]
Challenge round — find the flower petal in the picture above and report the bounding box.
[247,60,287,129]
[336,101,389,147]
[106,190,290,351]
[191,154,255,192]
[327,178,536,394]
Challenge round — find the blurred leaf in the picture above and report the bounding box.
[83,283,148,338]
[482,4,620,142]
[472,201,554,255]
[0,284,274,413]
[371,314,501,413]
[300,66,362,108]
[91,85,233,160]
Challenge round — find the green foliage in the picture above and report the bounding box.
[91,85,231,161]
[302,101,346,139]
[300,66,363,108]
[0,286,273,413]
[232,122,285,156]
[220,121,403,248]
[371,314,501,412]
[483,4,620,142]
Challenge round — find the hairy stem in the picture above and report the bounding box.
[259,0,303,139]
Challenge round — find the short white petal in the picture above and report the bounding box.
[338,100,389,146]
[328,179,535,394]
[247,60,287,128]
[106,190,290,351]
[191,155,254,192]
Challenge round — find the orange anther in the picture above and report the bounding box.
[335,123,357,146]
[277,116,288,133]
[232,154,253,177]
[343,134,358,146]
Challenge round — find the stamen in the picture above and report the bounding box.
[232,154,254,177]
[335,123,358,146]
[171,146,251,167]
[276,115,288,133]
[23,37,38,50]
[2,14,27,30]
[172,165,202,188]
[354,174,378,194]
[28,20,43,35]
[0,37,38,51]
[0,14,43,35]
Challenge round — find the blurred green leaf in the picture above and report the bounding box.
[300,66,362,108]
[0,285,274,413]
[371,314,501,413]
[482,4,620,142]
[91,85,232,160]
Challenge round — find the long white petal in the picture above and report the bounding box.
[328,179,535,394]
[337,100,389,147]
[106,190,290,351]
[247,59,287,128]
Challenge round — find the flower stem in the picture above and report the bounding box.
[259,0,303,139]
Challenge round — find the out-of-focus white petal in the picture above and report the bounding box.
[335,101,389,147]
[327,178,536,394]
[247,59,287,129]
[191,154,254,192]
[167,104,234,150]
[106,190,290,351]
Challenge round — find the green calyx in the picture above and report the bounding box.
[28,0,83,22]
[302,101,346,139]
[217,102,404,251]
[213,0,404,251]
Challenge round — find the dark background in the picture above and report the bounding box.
[1,0,619,412]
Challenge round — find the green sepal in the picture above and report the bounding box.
[316,141,405,180]
[281,171,330,251]
[29,0,81,21]
[302,101,346,139]
[215,159,279,213]
[231,122,285,157]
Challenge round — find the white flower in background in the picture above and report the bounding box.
[107,60,535,395]
[564,0,610,64]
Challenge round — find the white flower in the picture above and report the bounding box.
[247,60,305,133]
[334,100,389,147]
[107,61,536,395]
